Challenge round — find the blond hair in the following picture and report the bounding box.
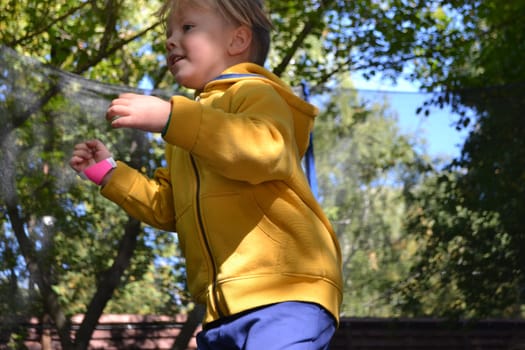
[158,0,272,66]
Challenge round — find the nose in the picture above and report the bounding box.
[165,31,178,51]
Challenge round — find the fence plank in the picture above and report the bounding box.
[3,316,525,350]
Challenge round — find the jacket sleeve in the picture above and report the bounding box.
[100,161,176,232]
[162,80,298,184]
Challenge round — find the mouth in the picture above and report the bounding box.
[168,54,185,67]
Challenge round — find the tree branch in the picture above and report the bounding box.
[271,0,332,78]
[74,21,163,75]
[5,196,73,349]
[8,3,91,48]
[74,217,142,350]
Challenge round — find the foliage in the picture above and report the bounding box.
[0,0,166,85]
[396,0,525,318]
[0,46,186,348]
[0,1,446,335]
[2,0,525,348]
[313,78,430,316]
[399,171,518,318]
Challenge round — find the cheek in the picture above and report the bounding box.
[187,34,224,56]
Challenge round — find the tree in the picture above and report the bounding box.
[0,45,190,349]
[395,0,525,318]
[2,0,504,347]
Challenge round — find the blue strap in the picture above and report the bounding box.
[212,74,319,200]
[301,81,319,200]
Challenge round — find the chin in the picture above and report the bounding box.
[177,78,205,90]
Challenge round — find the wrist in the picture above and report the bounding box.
[99,168,115,187]
[80,157,117,185]
[161,112,172,136]
[161,99,174,136]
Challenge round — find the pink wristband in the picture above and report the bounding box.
[80,157,117,185]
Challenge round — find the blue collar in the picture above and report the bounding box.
[196,73,266,97]
[213,73,264,81]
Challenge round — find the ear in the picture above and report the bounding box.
[228,25,252,57]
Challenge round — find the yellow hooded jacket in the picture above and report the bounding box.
[101,63,343,325]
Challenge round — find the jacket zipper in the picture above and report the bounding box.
[190,156,224,318]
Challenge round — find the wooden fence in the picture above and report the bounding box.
[2,315,525,349]
[332,318,525,350]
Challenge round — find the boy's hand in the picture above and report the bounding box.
[69,139,112,173]
[106,93,171,133]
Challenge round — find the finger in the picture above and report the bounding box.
[73,142,90,150]
[106,105,131,122]
[85,139,104,149]
[72,148,94,161]
[118,92,141,99]
[74,140,105,159]
[73,143,93,156]
[109,94,139,108]
[106,96,133,120]
[109,115,134,129]
[69,155,85,167]
[85,139,112,160]
[69,155,94,172]
[111,95,134,105]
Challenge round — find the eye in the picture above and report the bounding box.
[182,24,195,33]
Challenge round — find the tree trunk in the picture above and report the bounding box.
[41,314,52,350]
[171,304,205,350]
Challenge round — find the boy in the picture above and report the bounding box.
[70,0,343,348]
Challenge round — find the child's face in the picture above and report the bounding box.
[165,2,239,90]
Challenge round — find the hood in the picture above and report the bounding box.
[202,63,319,157]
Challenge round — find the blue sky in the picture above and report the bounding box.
[352,76,469,160]
[140,74,468,160]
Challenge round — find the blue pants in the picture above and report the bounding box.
[196,302,336,350]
